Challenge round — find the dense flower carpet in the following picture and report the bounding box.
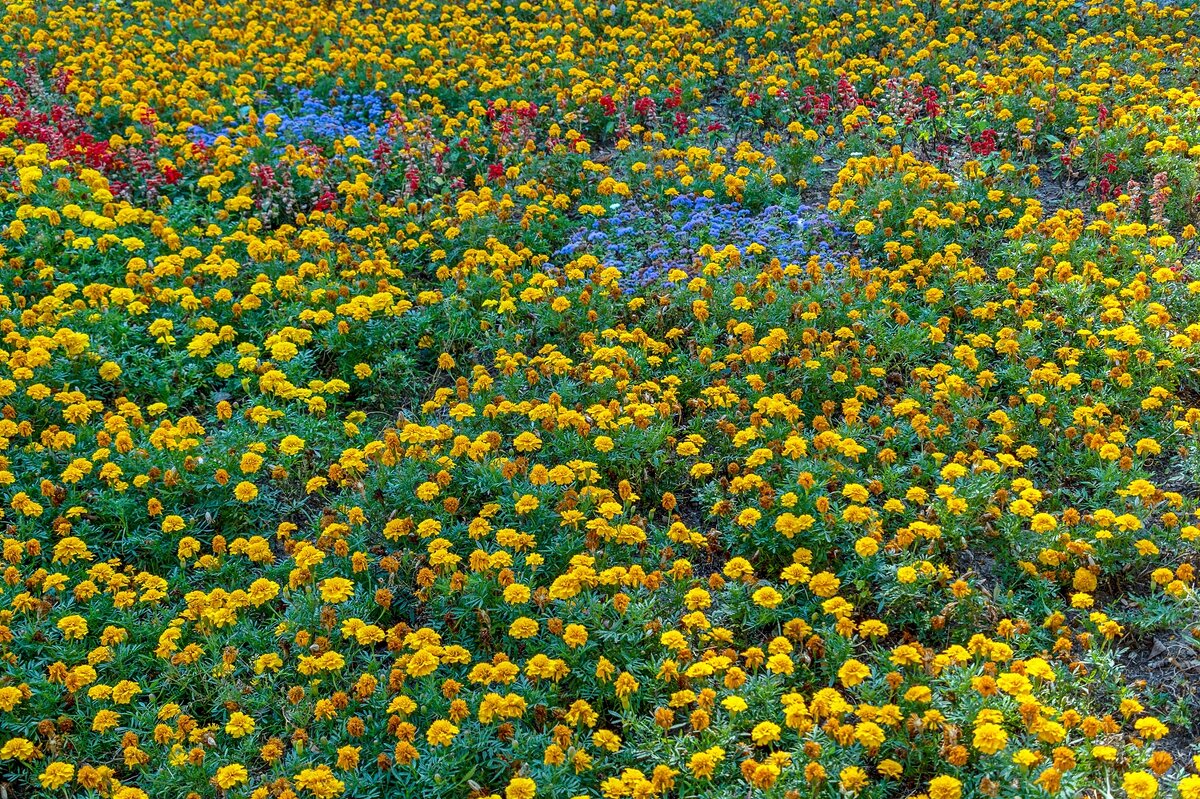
[0,0,1199,796]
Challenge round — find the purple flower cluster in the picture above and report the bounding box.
[557,195,854,292]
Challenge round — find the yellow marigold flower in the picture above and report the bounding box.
[733,505,768,531]
[233,480,258,502]
[513,431,542,452]
[38,762,75,789]
[1025,657,1056,681]
[52,536,90,564]
[685,588,712,610]
[775,512,814,538]
[0,687,22,712]
[854,537,879,557]
[724,557,754,580]
[1030,512,1057,533]
[928,775,962,799]
[808,571,840,597]
[1133,717,1168,741]
[319,577,355,604]
[688,746,725,779]
[225,711,255,738]
[592,728,621,751]
[840,766,868,793]
[1012,748,1040,768]
[1122,770,1157,799]
[506,777,537,799]
[214,763,248,789]
[563,624,588,647]
[750,720,781,746]
[57,614,88,641]
[752,586,783,608]
[973,723,1008,754]
[92,709,120,732]
[112,680,140,704]
[426,719,459,746]
[294,764,345,799]
[405,649,439,677]
[838,658,871,687]
[1177,775,1200,799]
[503,583,531,604]
[614,671,639,700]
[509,617,539,638]
[0,737,35,760]
[1135,438,1161,456]
[280,435,306,454]
[1135,539,1160,556]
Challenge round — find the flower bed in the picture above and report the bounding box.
[0,0,1199,798]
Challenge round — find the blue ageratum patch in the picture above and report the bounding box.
[557,194,855,292]
[188,88,389,149]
